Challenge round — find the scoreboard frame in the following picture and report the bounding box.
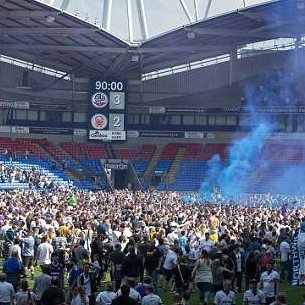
[88,78,127,142]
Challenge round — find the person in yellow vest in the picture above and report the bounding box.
[209,210,219,244]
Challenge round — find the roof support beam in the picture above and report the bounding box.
[60,0,70,11]
[204,0,213,20]
[179,0,194,23]
[140,46,232,53]
[0,43,235,53]
[105,51,130,75]
[0,27,99,35]
[126,0,134,43]
[0,51,72,72]
[237,10,295,22]
[190,27,294,39]
[102,0,113,31]
[251,21,290,34]
[136,0,149,40]
[193,0,199,21]
[0,11,59,19]
[0,43,129,53]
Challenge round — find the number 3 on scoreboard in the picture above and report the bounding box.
[113,94,121,105]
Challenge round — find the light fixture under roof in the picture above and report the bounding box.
[187,31,195,39]
[45,15,55,23]
[131,55,140,62]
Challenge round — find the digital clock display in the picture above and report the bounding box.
[95,81,124,91]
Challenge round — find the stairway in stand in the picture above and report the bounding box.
[142,146,163,185]
[59,143,101,188]
[105,143,116,159]
[39,141,81,183]
[166,147,186,186]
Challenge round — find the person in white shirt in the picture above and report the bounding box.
[167,228,179,246]
[0,220,11,238]
[269,292,287,305]
[33,265,52,303]
[96,283,116,305]
[200,233,214,253]
[279,236,290,282]
[22,231,35,278]
[243,279,266,305]
[260,263,279,305]
[72,286,89,305]
[16,279,35,305]
[214,280,235,305]
[0,273,15,304]
[9,238,22,262]
[36,235,53,266]
[141,285,162,305]
[162,246,178,290]
[116,280,141,303]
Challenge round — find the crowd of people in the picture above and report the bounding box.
[0,163,58,189]
[0,188,301,305]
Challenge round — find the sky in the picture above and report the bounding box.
[43,0,271,42]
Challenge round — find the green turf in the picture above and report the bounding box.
[157,282,305,305]
[23,265,304,305]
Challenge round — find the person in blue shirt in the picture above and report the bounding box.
[66,258,80,304]
[50,253,64,289]
[179,231,188,255]
[3,250,24,291]
[68,258,80,288]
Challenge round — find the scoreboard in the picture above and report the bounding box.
[88,78,127,141]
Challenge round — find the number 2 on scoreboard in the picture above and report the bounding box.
[113,116,121,127]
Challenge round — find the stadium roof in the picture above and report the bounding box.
[141,0,305,72]
[0,0,304,77]
[0,0,136,77]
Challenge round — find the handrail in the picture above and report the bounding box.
[142,38,300,81]
[0,54,71,80]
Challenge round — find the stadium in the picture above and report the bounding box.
[0,0,305,304]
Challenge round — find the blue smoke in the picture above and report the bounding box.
[199,122,271,199]
[199,69,303,199]
[217,122,271,196]
[200,154,222,196]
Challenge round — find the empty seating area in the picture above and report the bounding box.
[60,142,82,159]
[44,141,69,160]
[0,138,46,158]
[154,141,305,192]
[0,136,305,194]
[155,143,227,190]
[196,143,229,160]
[170,160,208,191]
[182,143,204,160]
[261,142,304,162]
[114,144,156,160]
[158,144,178,159]
[154,143,185,177]
[79,143,108,159]
[252,163,305,194]
[61,142,108,184]
[154,160,172,175]
[61,142,108,159]
[114,145,156,177]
